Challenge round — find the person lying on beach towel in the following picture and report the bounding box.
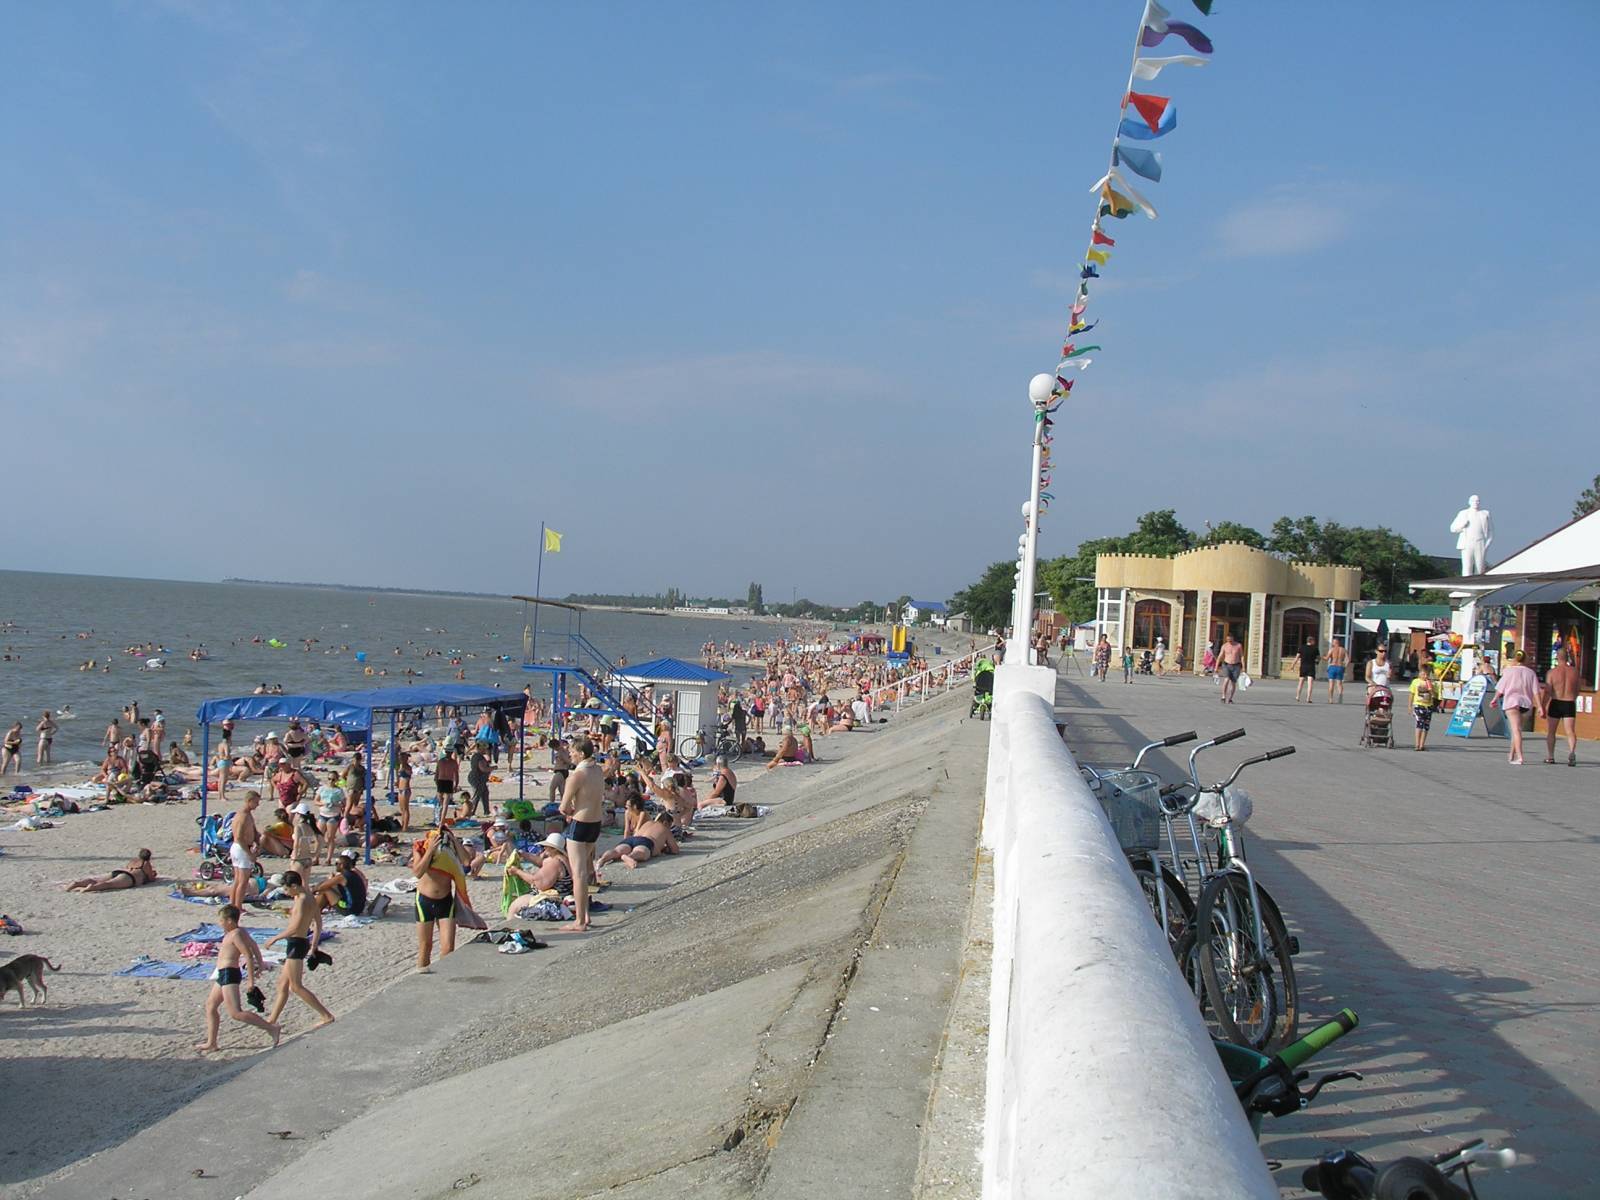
[595,795,678,875]
[67,848,157,892]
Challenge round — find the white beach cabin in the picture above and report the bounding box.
[612,656,731,759]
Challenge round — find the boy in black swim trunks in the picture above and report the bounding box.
[263,872,335,1030]
[410,828,460,970]
[196,904,280,1053]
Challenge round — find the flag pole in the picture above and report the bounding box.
[533,520,545,664]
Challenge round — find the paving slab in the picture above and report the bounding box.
[1056,669,1600,1195]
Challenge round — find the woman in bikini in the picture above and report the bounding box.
[67,848,157,892]
[596,794,679,872]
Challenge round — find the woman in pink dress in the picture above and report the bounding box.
[1492,650,1540,765]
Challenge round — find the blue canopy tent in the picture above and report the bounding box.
[196,684,528,863]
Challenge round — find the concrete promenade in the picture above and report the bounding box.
[30,690,990,1199]
[1056,664,1600,1196]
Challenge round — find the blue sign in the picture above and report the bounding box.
[1447,675,1506,738]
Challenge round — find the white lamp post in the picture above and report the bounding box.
[1014,373,1055,663]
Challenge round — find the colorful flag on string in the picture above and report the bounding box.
[1126,91,1172,132]
[1117,104,1177,140]
[544,528,563,553]
[1092,227,1116,246]
[1141,20,1212,53]
[1114,143,1163,182]
[1092,170,1159,219]
[1069,320,1097,334]
[1061,344,1100,358]
[1080,263,1101,278]
[1191,0,1215,14]
[1132,55,1208,80]
[1086,247,1110,265]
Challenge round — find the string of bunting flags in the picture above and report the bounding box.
[1034,0,1217,519]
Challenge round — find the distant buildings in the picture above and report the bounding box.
[904,600,949,627]
[1093,542,1361,678]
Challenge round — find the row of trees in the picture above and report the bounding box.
[950,509,1447,633]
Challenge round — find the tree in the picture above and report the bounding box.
[746,582,765,614]
[1125,509,1194,556]
[1199,520,1266,548]
[949,562,1015,633]
[1267,516,1325,560]
[1576,474,1600,519]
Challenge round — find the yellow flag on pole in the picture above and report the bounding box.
[544,528,563,553]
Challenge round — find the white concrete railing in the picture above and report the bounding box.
[981,663,1276,1199]
[869,642,1001,713]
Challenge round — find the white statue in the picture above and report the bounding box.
[1450,495,1494,576]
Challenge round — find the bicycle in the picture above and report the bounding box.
[1162,730,1300,1052]
[1080,730,1199,954]
[676,722,742,765]
[1302,1137,1517,1199]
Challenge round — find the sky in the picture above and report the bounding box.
[3,1,1596,605]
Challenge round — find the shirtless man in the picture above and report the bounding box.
[228,791,262,911]
[1325,637,1349,703]
[105,717,121,753]
[1542,649,1581,766]
[596,794,679,873]
[410,828,460,970]
[263,872,334,1030]
[558,737,604,932]
[706,756,737,809]
[196,903,280,1052]
[765,727,802,770]
[1217,634,1245,705]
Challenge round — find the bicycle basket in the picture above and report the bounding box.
[1093,769,1163,852]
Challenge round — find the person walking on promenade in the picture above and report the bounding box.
[1540,649,1581,766]
[1492,650,1540,766]
[1326,637,1348,703]
[1409,661,1440,751]
[1217,633,1245,704]
[196,903,280,1053]
[1153,637,1167,676]
[1294,637,1319,703]
[1121,647,1134,684]
[1094,635,1111,681]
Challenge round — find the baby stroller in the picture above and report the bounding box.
[1137,650,1156,676]
[970,665,995,720]
[1359,686,1395,749]
[196,812,264,883]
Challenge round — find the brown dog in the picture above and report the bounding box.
[0,954,61,1006]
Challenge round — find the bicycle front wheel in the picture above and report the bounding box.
[1130,856,1193,956]
[675,734,703,761]
[1191,873,1288,1052]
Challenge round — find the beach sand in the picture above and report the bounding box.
[0,768,546,1186]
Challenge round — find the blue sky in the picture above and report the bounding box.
[3,1,1595,603]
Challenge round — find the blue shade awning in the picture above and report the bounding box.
[196,684,523,727]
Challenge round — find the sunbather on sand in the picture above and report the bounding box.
[595,794,678,873]
[67,848,157,892]
[764,727,803,770]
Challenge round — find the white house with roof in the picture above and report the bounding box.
[904,599,950,627]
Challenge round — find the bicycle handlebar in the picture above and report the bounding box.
[1162,730,1198,746]
[1265,745,1297,761]
[1212,727,1246,745]
[1236,1008,1358,1097]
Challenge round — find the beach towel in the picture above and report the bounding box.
[501,861,532,916]
[322,915,374,930]
[166,923,280,943]
[695,804,770,820]
[168,888,225,906]
[517,899,572,922]
[114,956,218,981]
[419,833,472,898]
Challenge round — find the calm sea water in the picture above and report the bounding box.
[0,571,790,772]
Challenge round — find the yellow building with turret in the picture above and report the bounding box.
[1093,542,1362,678]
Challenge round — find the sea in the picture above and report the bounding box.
[0,570,794,776]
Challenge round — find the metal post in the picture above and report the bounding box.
[1016,374,1055,665]
[387,710,397,804]
[363,716,374,866]
[199,721,210,847]
[532,521,546,665]
[517,702,526,805]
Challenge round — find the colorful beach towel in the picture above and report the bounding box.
[165,923,280,943]
[114,956,217,981]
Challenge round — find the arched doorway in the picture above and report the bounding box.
[1131,599,1171,649]
[1282,607,1321,658]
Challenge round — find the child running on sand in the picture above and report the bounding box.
[196,904,280,1053]
[263,872,335,1030]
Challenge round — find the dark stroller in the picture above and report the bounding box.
[970,666,995,719]
[1360,685,1395,748]
[1137,650,1155,676]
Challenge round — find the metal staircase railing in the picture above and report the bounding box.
[868,642,1003,713]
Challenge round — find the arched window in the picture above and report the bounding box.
[1131,599,1171,649]
[1282,607,1321,655]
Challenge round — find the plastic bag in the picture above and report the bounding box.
[1239,672,1253,689]
[1194,786,1252,827]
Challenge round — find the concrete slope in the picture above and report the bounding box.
[38,692,988,1200]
